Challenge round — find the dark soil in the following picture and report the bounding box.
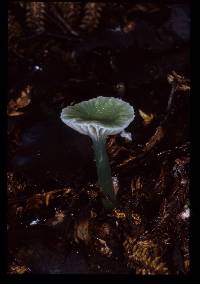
[7,2,190,274]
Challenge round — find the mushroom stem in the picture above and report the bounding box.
[92,137,115,209]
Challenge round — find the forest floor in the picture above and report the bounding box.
[7,2,190,274]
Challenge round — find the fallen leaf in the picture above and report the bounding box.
[8,110,24,116]
[7,85,32,116]
[131,176,143,192]
[167,71,190,92]
[25,194,44,211]
[96,238,112,257]
[52,210,65,226]
[139,109,154,126]
[74,218,90,244]
[129,4,160,13]
[9,264,31,274]
[16,86,32,108]
[45,188,72,206]
[46,210,65,226]
[131,213,142,225]
[123,21,136,33]
[112,209,126,219]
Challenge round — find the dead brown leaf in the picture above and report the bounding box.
[123,21,136,33]
[96,238,112,257]
[16,86,32,108]
[167,71,190,93]
[9,264,31,274]
[74,218,90,244]
[7,85,32,116]
[7,110,24,117]
[131,176,143,193]
[23,188,72,212]
[46,210,65,226]
[25,194,44,211]
[129,4,160,13]
[131,213,142,225]
[112,209,126,219]
[139,109,154,126]
[45,188,72,206]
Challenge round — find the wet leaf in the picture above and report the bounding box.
[46,210,65,226]
[7,110,24,116]
[131,176,143,192]
[7,85,32,116]
[90,209,97,219]
[131,213,142,225]
[74,218,90,244]
[96,238,112,257]
[25,194,44,211]
[123,21,136,33]
[44,188,71,207]
[23,188,72,212]
[129,4,161,13]
[112,209,126,219]
[9,264,31,274]
[16,86,32,108]
[167,71,190,92]
[139,109,154,126]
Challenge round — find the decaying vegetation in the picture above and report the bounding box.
[8,2,190,274]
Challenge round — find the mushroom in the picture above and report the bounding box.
[61,96,135,209]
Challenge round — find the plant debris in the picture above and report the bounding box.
[7,85,32,116]
[7,2,190,274]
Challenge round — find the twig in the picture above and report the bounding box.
[49,6,79,37]
[117,72,187,168]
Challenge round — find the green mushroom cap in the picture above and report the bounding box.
[61,96,135,140]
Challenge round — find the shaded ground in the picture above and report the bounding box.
[7,2,190,274]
